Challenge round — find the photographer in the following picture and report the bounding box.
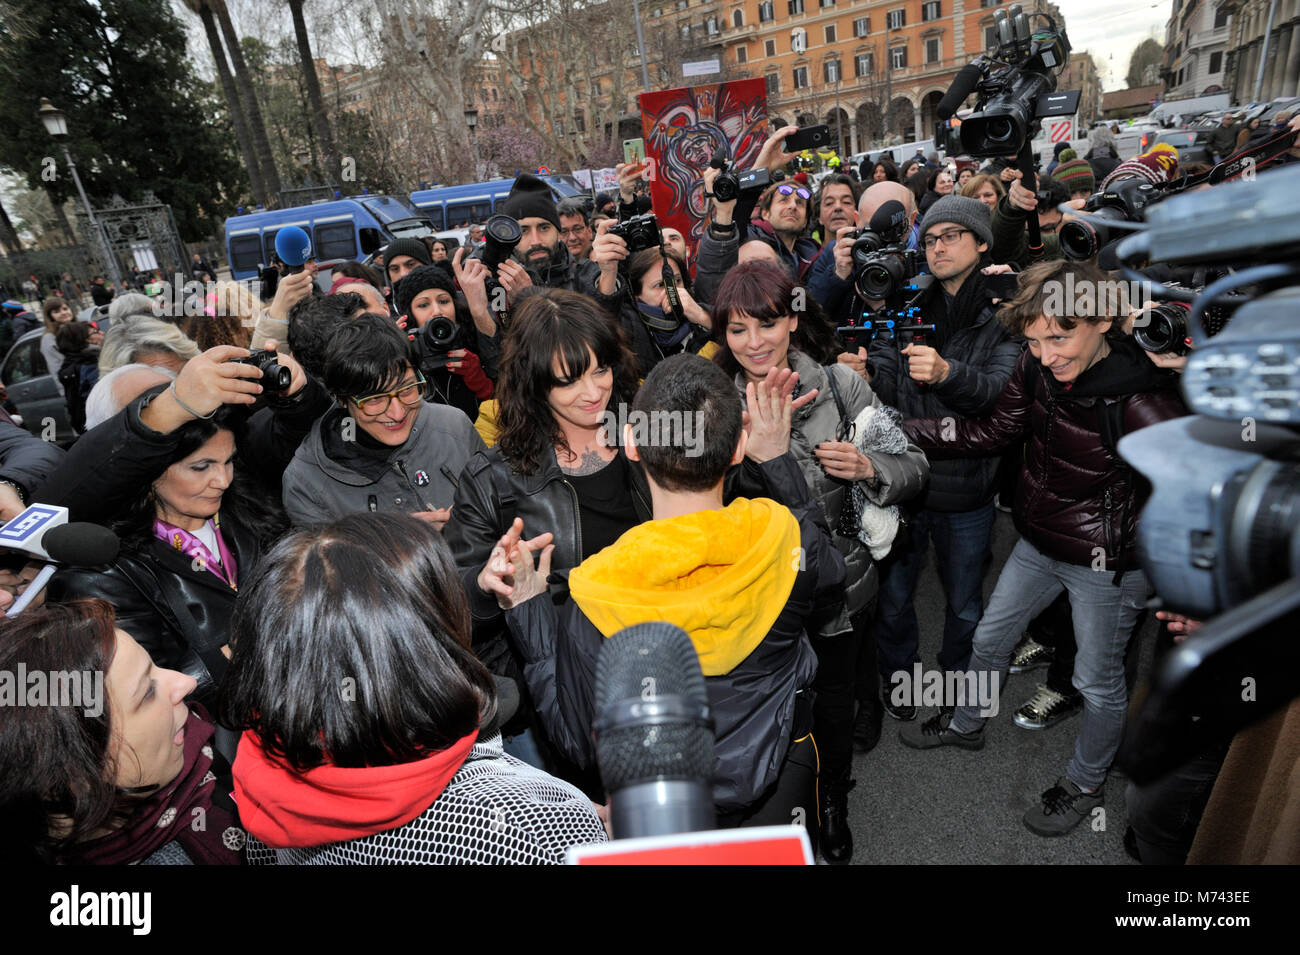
[492,174,623,316]
[619,246,715,376]
[864,196,1021,721]
[394,264,495,422]
[45,345,296,709]
[989,173,1071,270]
[899,258,1188,836]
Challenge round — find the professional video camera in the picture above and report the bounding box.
[840,198,923,302]
[707,147,780,203]
[1112,165,1300,783]
[936,4,1076,158]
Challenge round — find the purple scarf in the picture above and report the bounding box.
[153,515,238,589]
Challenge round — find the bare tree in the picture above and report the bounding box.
[213,0,283,197]
[287,0,339,180]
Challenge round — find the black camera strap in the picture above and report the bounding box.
[1172,128,1298,191]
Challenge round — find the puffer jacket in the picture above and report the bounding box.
[736,349,930,635]
[904,337,1188,570]
[503,454,845,809]
[48,514,263,707]
[866,272,1021,512]
[281,402,485,525]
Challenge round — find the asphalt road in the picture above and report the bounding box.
[846,510,1157,865]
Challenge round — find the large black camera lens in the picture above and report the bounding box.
[421,315,458,353]
[986,117,1016,144]
[1133,302,1191,355]
[1059,219,1102,260]
[850,232,886,269]
[856,254,907,301]
[481,214,523,274]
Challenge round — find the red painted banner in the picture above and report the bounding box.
[638,79,768,251]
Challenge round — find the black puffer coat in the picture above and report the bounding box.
[905,337,1188,570]
[867,273,1021,512]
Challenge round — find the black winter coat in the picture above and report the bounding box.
[867,272,1021,511]
[905,337,1188,570]
[502,454,844,809]
[48,514,262,706]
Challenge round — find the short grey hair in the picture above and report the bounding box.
[98,315,200,374]
[107,292,159,327]
[83,363,177,430]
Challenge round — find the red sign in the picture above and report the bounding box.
[567,825,814,865]
[1048,118,1074,143]
[638,79,769,252]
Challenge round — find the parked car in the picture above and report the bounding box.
[0,330,75,445]
[1141,128,1216,166]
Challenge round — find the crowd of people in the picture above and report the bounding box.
[0,109,1297,868]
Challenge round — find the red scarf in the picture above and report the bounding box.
[232,729,478,849]
[71,705,243,865]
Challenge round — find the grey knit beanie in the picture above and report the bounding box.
[919,195,993,248]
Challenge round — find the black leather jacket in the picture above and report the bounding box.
[47,515,263,707]
[445,444,655,625]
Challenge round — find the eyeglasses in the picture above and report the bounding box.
[776,184,812,201]
[352,375,426,415]
[922,228,971,250]
[1039,218,1062,235]
[559,226,590,238]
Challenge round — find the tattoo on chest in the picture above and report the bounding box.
[560,448,610,476]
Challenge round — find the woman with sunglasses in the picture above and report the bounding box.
[712,261,929,864]
[280,313,486,528]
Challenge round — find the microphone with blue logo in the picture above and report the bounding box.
[0,504,120,617]
[273,225,314,275]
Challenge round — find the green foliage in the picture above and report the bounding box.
[0,0,246,241]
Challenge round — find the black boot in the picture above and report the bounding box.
[853,698,882,753]
[819,778,855,865]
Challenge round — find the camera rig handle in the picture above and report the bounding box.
[1018,139,1044,262]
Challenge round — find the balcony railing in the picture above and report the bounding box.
[1190,26,1229,47]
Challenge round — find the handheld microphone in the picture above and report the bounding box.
[868,199,909,241]
[3,519,120,617]
[273,226,313,274]
[593,622,716,839]
[936,63,983,121]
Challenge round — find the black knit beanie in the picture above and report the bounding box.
[500,174,560,228]
[395,264,457,321]
[382,237,432,271]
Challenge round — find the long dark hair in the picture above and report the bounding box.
[0,600,133,864]
[710,262,840,375]
[628,247,692,303]
[496,289,638,475]
[219,513,497,771]
[113,406,286,554]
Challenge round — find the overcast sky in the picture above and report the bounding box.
[1054,0,1171,91]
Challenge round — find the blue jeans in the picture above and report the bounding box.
[948,538,1151,790]
[874,502,996,681]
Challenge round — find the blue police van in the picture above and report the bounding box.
[223,195,436,281]
[408,175,589,231]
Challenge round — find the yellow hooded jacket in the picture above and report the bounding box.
[567,497,801,675]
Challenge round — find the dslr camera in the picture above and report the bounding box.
[1059,178,1163,261]
[407,315,463,374]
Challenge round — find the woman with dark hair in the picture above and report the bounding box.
[918,168,954,215]
[49,348,288,706]
[223,512,607,864]
[0,600,245,864]
[872,158,899,183]
[898,158,922,184]
[619,246,715,375]
[55,321,100,433]
[281,313,484,527]
[905,169,931,210]
[711,261,929,863]
[447,289,645,624]
[392,263,496,421]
